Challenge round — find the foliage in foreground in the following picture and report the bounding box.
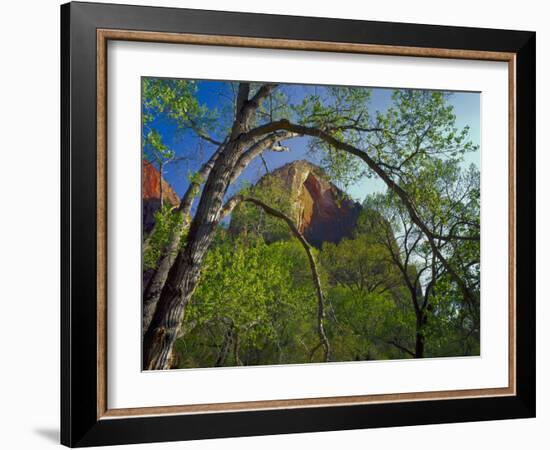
[170,202,479,368]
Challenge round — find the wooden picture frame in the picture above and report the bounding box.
[61,1,535,446]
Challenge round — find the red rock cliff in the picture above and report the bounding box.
[142,160,180,233]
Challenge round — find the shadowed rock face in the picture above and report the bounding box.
[256,160,362,247]
[142,160,180,233]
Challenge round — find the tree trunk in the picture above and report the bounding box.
[142,131,291,335]
[142,146,222,334]
[415,312,427,358]
[233,332,242,366]
[142,83,282,368]
[415,331,424,358]
[142,132,249,369]
[215,323,234,367]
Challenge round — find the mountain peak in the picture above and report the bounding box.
[142,160,180,233]
[253,161,361,247]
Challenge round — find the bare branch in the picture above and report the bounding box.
[259,154,270,174]
[386,340,415,357]
[248,84,279,109]
[221,195,330,362]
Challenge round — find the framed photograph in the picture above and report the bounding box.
[61,1,535,447]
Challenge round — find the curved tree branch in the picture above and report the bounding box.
[143,84,287,369]
[232,83,279,137]
[240,119,477,310]
[386,339,415,358]
[187,116,223,146]
[229,131,296,185]
[221,195,331,362]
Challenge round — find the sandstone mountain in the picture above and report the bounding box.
[142,158,363,247]
[233,160,362,247]
[142,160,180,233]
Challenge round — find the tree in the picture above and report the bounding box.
[363,194,441,358]
[142,82,479,369]
[141,81,294,333]
[364,157,480,357]
[320,213,414,360]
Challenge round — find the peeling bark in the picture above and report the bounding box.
[143,142,242,369]
[142,132,293,336]
[142,145,223,334]
[142,83,279,370]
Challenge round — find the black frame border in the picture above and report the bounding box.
[61,2,535,447]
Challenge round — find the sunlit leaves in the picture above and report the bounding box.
[292,86,373,188]
[178,234,317,367]
[143,80,482,366]
[144,129,174,163]
[142,77,220,169]
[230,175,295,242]
[143,205,185,271]
[368,89,478,181]
[142,78,204,126]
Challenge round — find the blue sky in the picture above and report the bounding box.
[145,80,480,204]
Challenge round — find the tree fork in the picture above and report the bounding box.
[143,83,280,370]
[142,144,223,334]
